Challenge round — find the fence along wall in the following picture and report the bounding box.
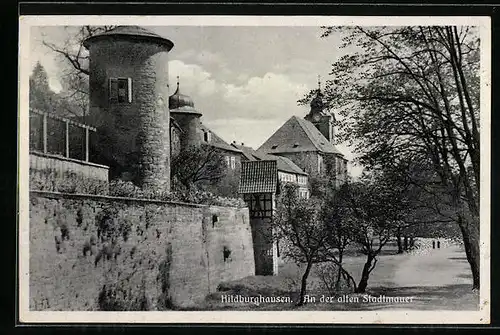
[29,191,255,310]
[29,109,98,163]
[29,109,110,194]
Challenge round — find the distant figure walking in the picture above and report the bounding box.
[432,241,436,249]
[437,241,441,249]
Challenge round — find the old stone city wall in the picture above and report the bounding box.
[29,191,255,311]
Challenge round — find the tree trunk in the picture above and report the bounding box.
[356,254,374,293]
[335,252,343,291]
[409,236,415,249]
[403,236,409,251]
[396,230,403,254]
[458,216,480,290]
[297,261,313,306]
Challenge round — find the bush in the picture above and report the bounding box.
[30,168,108,195]
[109,180,144,198]
[316,262,355,295]
[109,179,246,207]
[173,188,246,207]
[97,279,150,311]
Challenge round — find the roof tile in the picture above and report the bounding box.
[238,160,277,194]
[258,116,343,155]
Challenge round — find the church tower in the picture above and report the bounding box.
[304,77,336,143]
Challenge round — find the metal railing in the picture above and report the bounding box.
[29,108,97,163]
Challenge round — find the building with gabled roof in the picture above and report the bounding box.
[232,143,309,199]
[259,115,342,155]
[238,160,278,195]
[258,86,348,188]
[238,160,279,276]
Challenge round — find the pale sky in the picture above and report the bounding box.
[29,25,363,176]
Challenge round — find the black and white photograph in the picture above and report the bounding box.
[18,15,490,324]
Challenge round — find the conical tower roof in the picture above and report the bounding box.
[83,25,174,50]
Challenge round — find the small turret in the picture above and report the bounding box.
[169,78,202,149]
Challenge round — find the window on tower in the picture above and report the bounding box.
[109,78,132,103]
[204,131,211,142]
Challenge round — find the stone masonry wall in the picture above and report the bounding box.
[170,112,202,149]
[29,191,255,311]
[278,151,320,177]
[87,40,170,192]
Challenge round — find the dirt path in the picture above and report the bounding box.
[359,244,479,310]
[202,243,479,311]
[391,244,472,287]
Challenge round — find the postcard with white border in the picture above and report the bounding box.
[18,15,491,324]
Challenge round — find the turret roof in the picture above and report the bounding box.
[83,25,174,50]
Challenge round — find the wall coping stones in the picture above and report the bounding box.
[30,190,248,210]
[30,152,110,170]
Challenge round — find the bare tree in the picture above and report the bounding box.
[42,26,116,119]
[171,144,226,192]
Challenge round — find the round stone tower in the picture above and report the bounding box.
[83,26,174,193]
[169,79,203,149]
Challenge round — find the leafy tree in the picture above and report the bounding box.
[30,61,90,119]
[388,160,463,250]
[339,170,416,293]
[273,184,329,306]
[316,26,481,289]
[320,182,357,290]
[203,168,240,198]
[29,61,57,111]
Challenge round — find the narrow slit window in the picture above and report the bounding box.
[204,131,211,142]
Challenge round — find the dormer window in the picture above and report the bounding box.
[293,143,299,148]
[271,145,278,149]
[109,78,132,103]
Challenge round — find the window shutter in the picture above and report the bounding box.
[109,78,118,102]
[127,77,132,103]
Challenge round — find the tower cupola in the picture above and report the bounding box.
[304,76,336,143]
[169,78,201,115]
[169,77,203,149]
